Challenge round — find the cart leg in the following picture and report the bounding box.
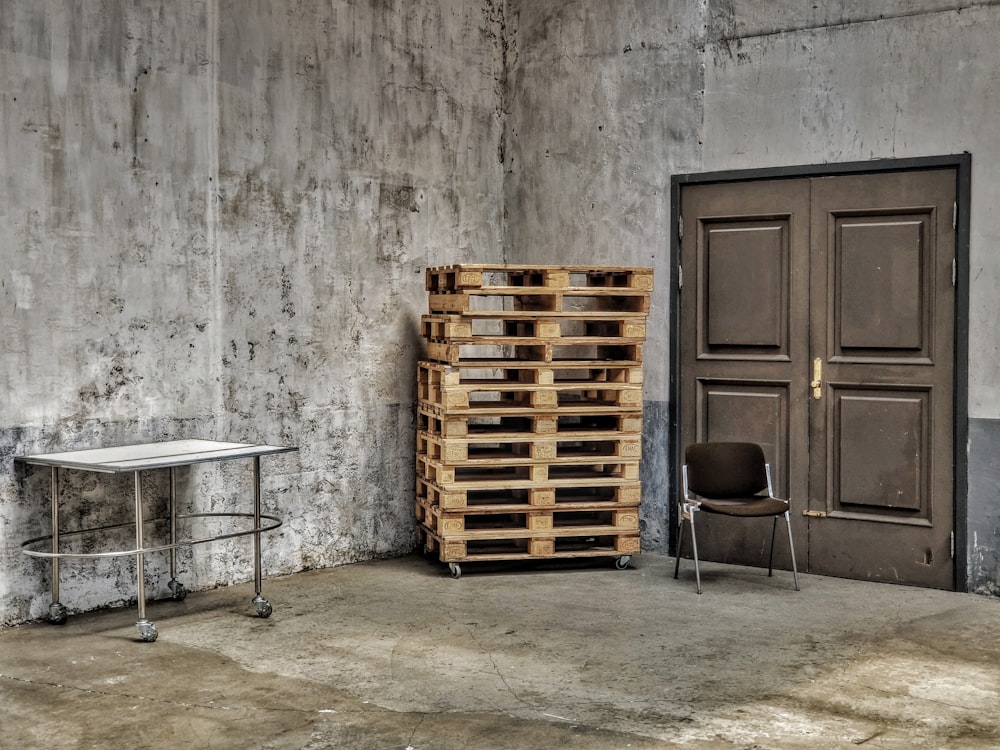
[47,467,67,625]
[251,456,271,618]
[133,472,157,642]
[166,468,186,600]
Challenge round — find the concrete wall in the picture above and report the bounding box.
[4,1,1000,628]
[0,0,506,626]
[503,1,1000,592]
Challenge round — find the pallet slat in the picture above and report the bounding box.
[418,525,641,562]
[417,430,642,464]
[416,455,640,488]
[417,406,643,438]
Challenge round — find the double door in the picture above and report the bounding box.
[678,168,957,589]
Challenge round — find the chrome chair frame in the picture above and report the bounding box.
[674,443,800,594]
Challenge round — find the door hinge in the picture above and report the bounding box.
[953,201,957,230]
[678,215,684,240]
[802,509,827,518]
[952,258,957,287]
[951,531,955,559]
[677,264,683,290]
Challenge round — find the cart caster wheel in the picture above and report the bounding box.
[167,579,188,601]
[252,595,272,618]
[48,602,68,625]
[615,555,632,570]
[136,619,158,642]
[448,563,462,579]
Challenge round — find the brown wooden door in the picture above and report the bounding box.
[679,168,956,589]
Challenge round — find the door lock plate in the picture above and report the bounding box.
[811,357,823,399]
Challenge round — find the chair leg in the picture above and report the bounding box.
[767,516,778,577]
[689,510,703,594]
[784,511,800,591]
[673,506,685,580]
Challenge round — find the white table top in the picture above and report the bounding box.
[15,439,298,473]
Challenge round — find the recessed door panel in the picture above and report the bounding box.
[838,218,926,351]
[834,388,928,516]
[701,381,789,489]
[704,224,787,351]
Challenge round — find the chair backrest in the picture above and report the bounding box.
[684,442,769,499]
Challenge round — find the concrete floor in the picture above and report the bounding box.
[1,553,999,750]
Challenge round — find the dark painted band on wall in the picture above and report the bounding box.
[968,417,1000,596]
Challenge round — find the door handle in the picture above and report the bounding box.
[811,357,823,400]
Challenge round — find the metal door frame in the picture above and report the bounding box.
[669,154,972,590]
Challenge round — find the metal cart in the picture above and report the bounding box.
[16,439,297,641]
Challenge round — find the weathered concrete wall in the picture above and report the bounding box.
[0,0,506,626]
[503,1,1000,589]
[5,0,1000,627]
[502,1,707,552]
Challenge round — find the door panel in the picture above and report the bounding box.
[706,226,785,347]
[680,179,810,571]
[679,168,956,589]
[839,220,925,348]
[808,171,954,588]
[836,390,927,514]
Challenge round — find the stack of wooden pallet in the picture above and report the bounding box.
[415,264,652,577]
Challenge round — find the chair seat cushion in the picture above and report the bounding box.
[698,496,788,517]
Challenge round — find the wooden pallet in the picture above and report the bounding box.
[420,314,647,342]
[418,524,641,563]
[418,386,642,413]
[418,360,644,386]
[417,406,643,439]
[427,290,651,315]
[417,500,639,536]
[416,455,640,488]
[417,430,642,464]
[425,264,654,293]
[416,477,642,510]
[425,340,644,365]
